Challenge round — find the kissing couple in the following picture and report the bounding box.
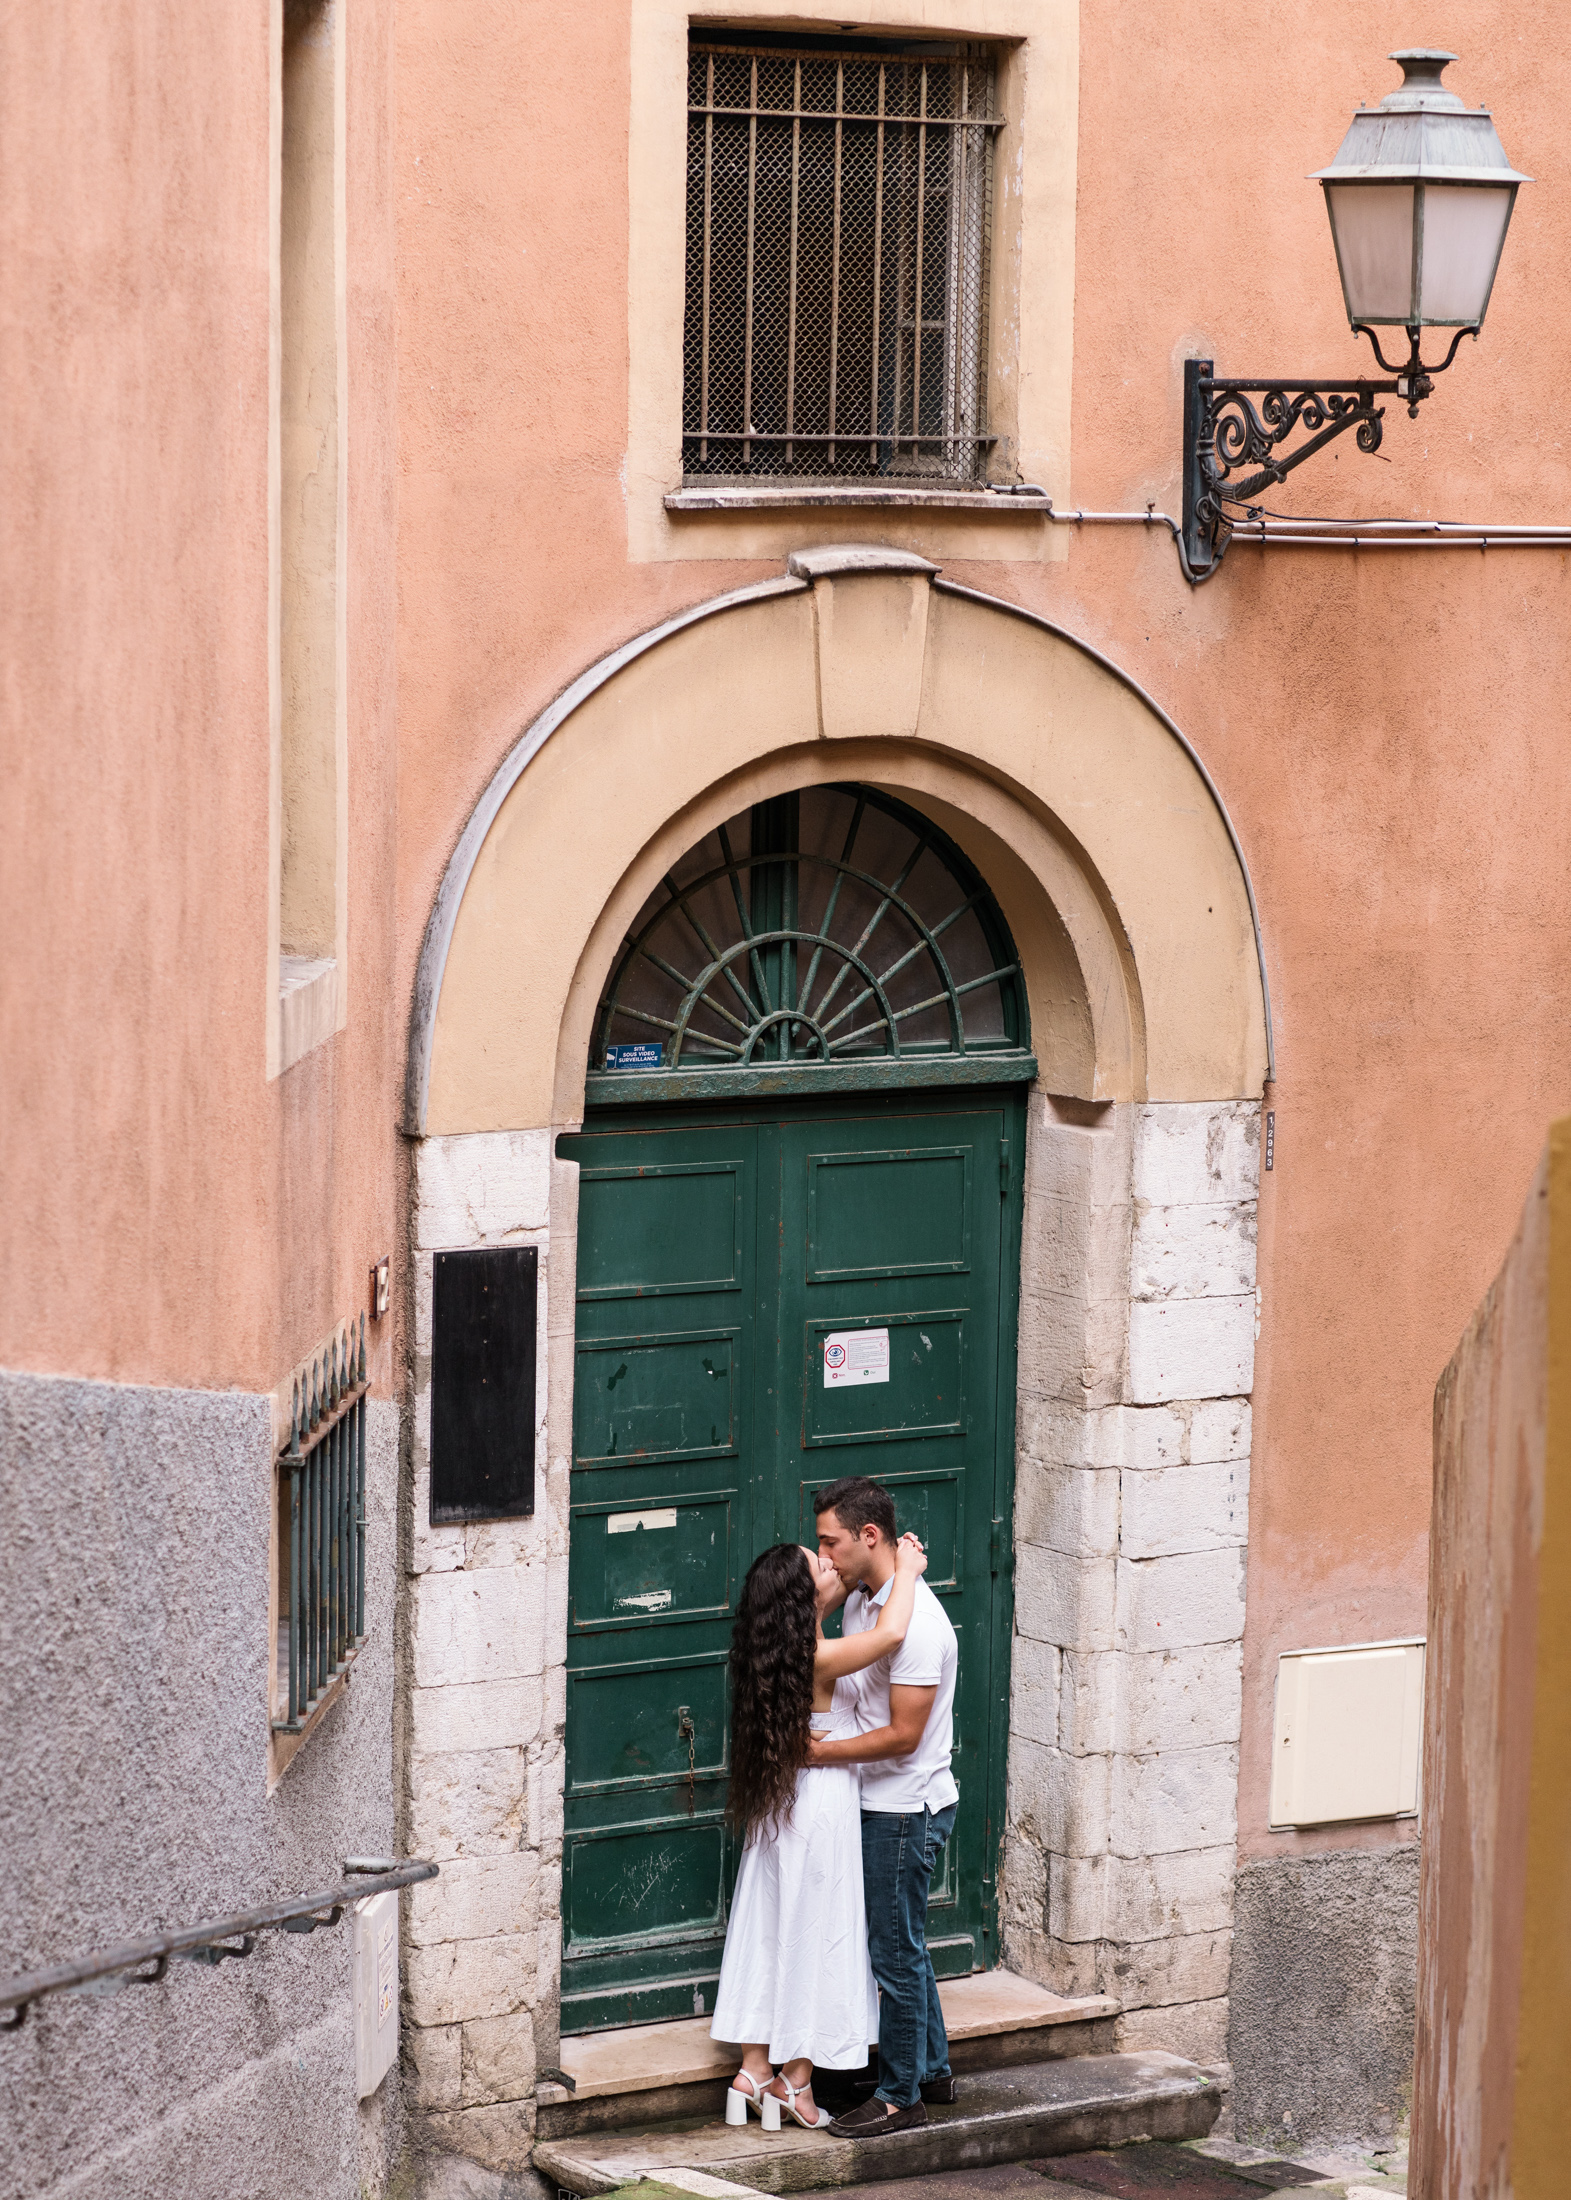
[709,1474,959,2136]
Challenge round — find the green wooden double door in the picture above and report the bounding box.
[560,1090,1024,2034]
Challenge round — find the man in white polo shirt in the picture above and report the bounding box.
[808,1475,959,2136]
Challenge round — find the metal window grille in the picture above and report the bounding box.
[684,41,1000,484]
[273,1317,369,1735]
[596,785,1028,1073]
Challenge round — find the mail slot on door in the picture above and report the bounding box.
[569,1496,733,1629]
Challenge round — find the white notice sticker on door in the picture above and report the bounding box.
[823,1328,890,1388]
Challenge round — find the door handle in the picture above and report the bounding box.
[677,1706,697,1814]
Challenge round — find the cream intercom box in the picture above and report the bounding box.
[1269,1638,1425,1829]
[351,1891,400,2098]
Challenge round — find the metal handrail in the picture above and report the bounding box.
[0,1858,438,2032]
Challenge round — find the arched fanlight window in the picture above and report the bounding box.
[589,785,1033,1101]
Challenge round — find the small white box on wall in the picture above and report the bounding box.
[1269,1638,1425,1829]
[351,1891,400,2098]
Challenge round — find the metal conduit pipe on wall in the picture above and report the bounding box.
[1040,500,1571,583]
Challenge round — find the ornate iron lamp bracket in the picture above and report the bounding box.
[1179,326,1471,581]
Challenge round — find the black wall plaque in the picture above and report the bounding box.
[430,1245,537,1522]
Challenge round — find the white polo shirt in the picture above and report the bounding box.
[843,1573,959,1814]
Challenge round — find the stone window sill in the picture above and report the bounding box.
[279,953,339,1072]
[267,1648,358,1790]
[664,484,1051,516]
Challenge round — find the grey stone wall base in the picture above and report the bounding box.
[0,1368,400,2199]
[409,2106,541,2180]
[0,2007,395,2200]
[392,2134,556,2200]
[1228,1844,1420,2152]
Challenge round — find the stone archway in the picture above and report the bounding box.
[408,546,1270,1136]
[400,549,1268,2153]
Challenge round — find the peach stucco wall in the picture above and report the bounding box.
[9,0,1571,1863]
[1,0,399,1396]
[388,0,1571,1865]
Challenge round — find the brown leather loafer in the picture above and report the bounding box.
[826,2097,928,2137]
[919,2076,958,2105]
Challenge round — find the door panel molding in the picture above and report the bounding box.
[806,1145,974,1280]
[576,1159,746,1299]
[572,1326,741,1468]
[568,1489,735,1633]
[801,1310,967,1447]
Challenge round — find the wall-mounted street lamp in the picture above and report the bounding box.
[1181,50,1528,579]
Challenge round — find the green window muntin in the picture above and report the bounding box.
[590,784,1033,1106]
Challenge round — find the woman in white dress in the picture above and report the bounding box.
[710,1531,927,2129]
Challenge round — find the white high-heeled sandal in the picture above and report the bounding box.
[723,2069,773,2127]
[767,2076,831,2131]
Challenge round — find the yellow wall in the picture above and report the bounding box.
[1414,1120,1571,2198]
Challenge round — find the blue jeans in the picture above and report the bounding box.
[860,1803,957,2107]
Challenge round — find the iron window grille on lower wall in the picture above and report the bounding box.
[273,1317,369,1735]
[684,37,1000,485]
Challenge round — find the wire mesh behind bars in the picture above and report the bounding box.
[684,42,999,484]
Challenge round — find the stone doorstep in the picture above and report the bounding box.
[594,2156,1406,2200]
[622,2182,1114,2200]
[544,1973,1118,2107]
[637,2176,763,2200]
[533,2051,1219,2196]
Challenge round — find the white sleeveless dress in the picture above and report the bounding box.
[709,1674,879,2068]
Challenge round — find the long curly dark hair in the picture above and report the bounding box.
[726,1543,818,1839]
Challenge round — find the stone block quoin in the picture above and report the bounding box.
[403,1130,565,2132]
[1003,1098,1258,2062]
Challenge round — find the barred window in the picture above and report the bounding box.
[683,37,1001,486]
[272,1318,369,1739]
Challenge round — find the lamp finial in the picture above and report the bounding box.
[1381,49,1465,112]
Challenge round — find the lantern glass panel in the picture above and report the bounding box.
[1416,183,1513,326]
[1325,182,1416,323]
